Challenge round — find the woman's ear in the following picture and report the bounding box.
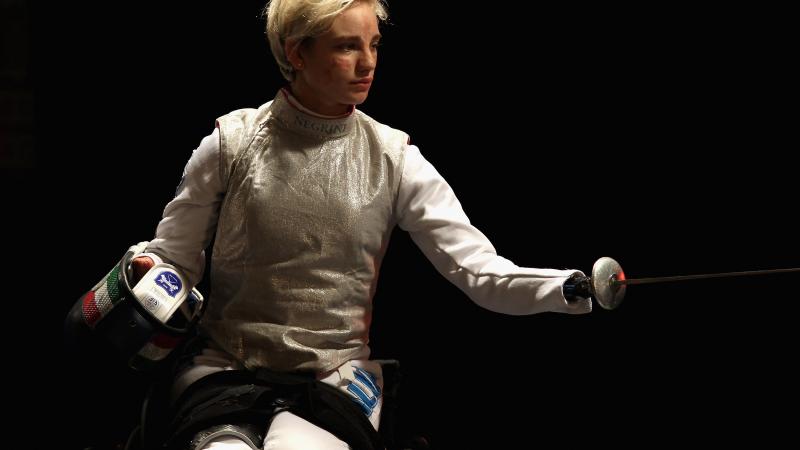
[285,39,305,70]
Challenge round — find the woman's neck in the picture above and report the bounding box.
[287,82,351,117]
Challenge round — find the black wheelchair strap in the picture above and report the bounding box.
[163,368,383,450]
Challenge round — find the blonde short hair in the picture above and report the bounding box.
[264,0,388,81]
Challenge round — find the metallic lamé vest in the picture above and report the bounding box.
[202,91,409,372]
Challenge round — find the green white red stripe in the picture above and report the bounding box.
[82,265,124,328]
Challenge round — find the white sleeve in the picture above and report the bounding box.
[395,145,591,315]
[145,128,224,287]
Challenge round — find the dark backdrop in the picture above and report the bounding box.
[10,1,797,447]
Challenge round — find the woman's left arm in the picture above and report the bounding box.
[395,145,591,315]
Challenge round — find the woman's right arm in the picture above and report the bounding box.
[141,127,225,287]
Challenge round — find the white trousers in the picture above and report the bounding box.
[172,350,384,450]
[201,411,351,449]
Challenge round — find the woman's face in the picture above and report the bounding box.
[291,2,381,116]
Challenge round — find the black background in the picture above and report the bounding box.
[10,0,798,447]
